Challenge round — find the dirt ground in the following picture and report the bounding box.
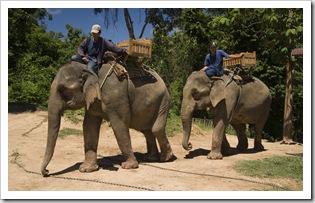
[6,110,304,198]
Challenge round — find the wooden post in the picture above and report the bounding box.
[281,9,296,144]
[282,60,294,143]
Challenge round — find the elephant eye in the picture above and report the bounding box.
[192,90,201,101]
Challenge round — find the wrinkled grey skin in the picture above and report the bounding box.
[181,71,272,159]
[41,61,173,176]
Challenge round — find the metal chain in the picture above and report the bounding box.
[11,156,154,191]
[140,163,290,191]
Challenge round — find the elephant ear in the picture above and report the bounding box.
[82,69,101,111]
[209,78,226,107]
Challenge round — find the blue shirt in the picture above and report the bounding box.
[204,50,229,70]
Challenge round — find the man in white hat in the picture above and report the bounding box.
[71,24,128,74]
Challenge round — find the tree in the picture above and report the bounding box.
[8,8,51,76]
[8,9,88,106]
[94,8,182,40]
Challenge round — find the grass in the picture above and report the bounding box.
[64,109,85,124]
[193,119,213,131]
[235,155,303,181]
[59,127,83,139]
[166,114,182,137]
[165,115,238,137]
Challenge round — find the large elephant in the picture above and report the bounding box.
[181,70,272,159]
[41,58,174,176]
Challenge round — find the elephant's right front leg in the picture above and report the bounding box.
[208,116,227,160]
[80,112,102,173]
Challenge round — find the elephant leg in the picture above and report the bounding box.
[140,130,159,162]
[253,123,265,151]
[231,123,248,151]
[110,118,138,169]
[208,120,225,159]
[221,134,231,155]
[152,129,173,162]
[208,101,228,160]
[252,108,269,151]
[151,115,174,162]
[80,112,102,173]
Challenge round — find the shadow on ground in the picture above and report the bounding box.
[184,147,264,159]
[48,152,177,176]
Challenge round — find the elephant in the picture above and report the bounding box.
[181,70,272,159]
[41,57,174,176]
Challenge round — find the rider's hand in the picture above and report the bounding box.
[82,57,89,63]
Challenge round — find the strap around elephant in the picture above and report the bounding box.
[99,64,114,89]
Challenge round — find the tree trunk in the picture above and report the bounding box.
[124,8,135,39]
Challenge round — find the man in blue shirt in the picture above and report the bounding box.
[201,42,239,77]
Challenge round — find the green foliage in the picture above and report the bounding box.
[58,128,83,139]
[8,8,87,106]
[64,109,85,124]
[235,155,303,181]
[165,114,182,137]
[193,119,213,132]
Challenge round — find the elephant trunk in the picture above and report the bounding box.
[181,101,194,151]
[40,92,63,176]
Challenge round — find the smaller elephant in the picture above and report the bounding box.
[181,70,272,159]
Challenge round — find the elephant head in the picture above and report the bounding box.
[181,71,226,150]
[41,62,101,176]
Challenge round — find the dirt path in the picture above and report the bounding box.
[6,111,304,198]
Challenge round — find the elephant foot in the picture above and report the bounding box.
[79,162,99,173]
[237,142,249,151]
[280,140,297,145]
[254,141,265,151]
[160,150,174,162]
[207,151,223,160]
[121,159,139,169]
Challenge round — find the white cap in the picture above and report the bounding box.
[91,24,101,33]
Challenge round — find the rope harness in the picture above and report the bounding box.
[99,63,114,89]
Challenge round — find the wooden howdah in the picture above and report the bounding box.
[116,38,152,59]
[223,51,256,70]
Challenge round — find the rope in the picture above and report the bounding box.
[124,63,131,104]
[99,64,114,89]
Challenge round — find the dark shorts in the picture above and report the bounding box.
[205,67,224,77]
